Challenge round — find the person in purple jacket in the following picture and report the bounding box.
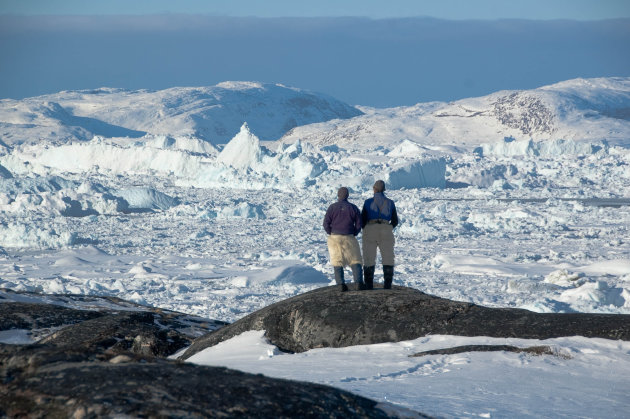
[323,187,365,292]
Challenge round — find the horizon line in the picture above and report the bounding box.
[1,13,629,23]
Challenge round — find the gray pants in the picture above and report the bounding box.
[362,224,395,266]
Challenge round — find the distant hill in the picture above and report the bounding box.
[280,77,630,151]
[1,77,629,153]
[0,82,362,146]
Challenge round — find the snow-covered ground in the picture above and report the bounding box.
[188,331,630,419]
[1,77,630,417]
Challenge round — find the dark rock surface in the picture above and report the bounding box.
[0,302,104,331]
[1,360,403,418]
[0,295,227,356]
[0,291,420,418]
[410,345,565,358]
[39,311,191,357]
[182,284,630,358]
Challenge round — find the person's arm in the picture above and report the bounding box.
[390,204,398,229]
[361,204,368,229]
[354,206,362,235]
[323,206,333,235]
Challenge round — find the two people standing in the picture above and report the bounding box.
[323,180,398,291]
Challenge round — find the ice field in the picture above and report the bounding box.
[1,77,630,417]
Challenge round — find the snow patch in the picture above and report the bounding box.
[187,330,281,365]
[116,188,180,211]
[0,175,183,217]
[381,158,446,189]
[217,201,266,219]
[387,140,429,158]
[476,138,608,157]
[544,269,586,287]
[267,264,330,286]
[578,259,630,276]
[0,329,34,344]
[558,280,629,309]
[0,223,76,249]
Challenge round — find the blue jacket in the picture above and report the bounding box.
[361,192,398,229]
[323,199,362,236]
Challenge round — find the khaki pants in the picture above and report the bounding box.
[327,234,362,267]
[362,224,395,266]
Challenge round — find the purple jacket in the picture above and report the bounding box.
[323,199,362,236]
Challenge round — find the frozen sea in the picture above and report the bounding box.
[1,78,630,417]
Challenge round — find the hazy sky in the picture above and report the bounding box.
[1,2,629,106]
[1,0,629,20]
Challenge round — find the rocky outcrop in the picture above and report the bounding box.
[0,292,420,418]
[410,345,566,358]
[0,296,226,356]
[491,92,556,136]
[0,302,104,331]
[1,358,402,418]
[182,284,630,358]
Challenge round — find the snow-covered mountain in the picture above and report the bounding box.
[0,81,362,146]
[2,77,628,153]
[280,77,630,151]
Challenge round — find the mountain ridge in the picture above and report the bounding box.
[1,77,629,152]
[0,82,362,146]
[280,77,630,151]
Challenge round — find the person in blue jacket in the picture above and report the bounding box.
[361,180,398,289]
[323,187,365,292]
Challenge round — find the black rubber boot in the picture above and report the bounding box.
[383,265,394,289]
[363,265,375,290]
[351,264,365,290]
[334,267,347,291]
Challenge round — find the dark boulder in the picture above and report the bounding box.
[0,294,229,385]
[1,360,407,418]
[0,297,226,358]
[0,291,424,418]
[39,311,191,357]
[0,302,104,331]
[181,284,630,358]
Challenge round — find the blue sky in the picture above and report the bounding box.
[2,0,629,20]
[1,2,629,106]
